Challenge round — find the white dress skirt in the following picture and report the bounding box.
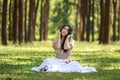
[32,58,97,73]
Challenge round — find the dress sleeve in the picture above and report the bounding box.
[69,38,74,47]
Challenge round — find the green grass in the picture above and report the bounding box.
[0,40,120,80]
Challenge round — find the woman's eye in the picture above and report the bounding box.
[63,27,69,31]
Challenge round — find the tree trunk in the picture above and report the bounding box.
[86,0,91,42]
[43,0,49,40]
[112,0,117,41]
[74,0,78,40]
[24,0,27,42]
[40,0,49,41]
[80,0,87,41]
[118,1,120,40]
[1,0,8,45]
[12,0,18,44]
[78,0,82,41]
[99,0,105,44]
[0,1,1,37]
[18,0,23,44]
[28,0,40,42]
[33,0,40,41]
[103,0,110,44]
[40,0,44,41]
[91,0,95,42]
[8,0,12,41]
[28,0,35,42]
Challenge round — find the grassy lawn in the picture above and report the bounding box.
[0,40,120,80]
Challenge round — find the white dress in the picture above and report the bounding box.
[32,39,97,73]
[32,58,97,73]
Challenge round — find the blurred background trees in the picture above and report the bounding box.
[0,0,120,45]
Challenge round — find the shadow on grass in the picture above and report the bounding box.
[0,63,30,73]
[2,69,119,80]
[114,50,120,53]
[0,50,120,80]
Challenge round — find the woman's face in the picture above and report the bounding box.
[61,26,69,37]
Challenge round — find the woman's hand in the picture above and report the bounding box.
[67,35,72,40]
[58,30,61,39]
[53,30,61,49]
[58,30,61,48]
[63,35,73,50]
[63,35,71,50]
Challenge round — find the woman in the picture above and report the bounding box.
[32,25,97,73]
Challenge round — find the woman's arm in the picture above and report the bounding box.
[53,31,61,49]
[53,39,60,49]
[64,35,73,50]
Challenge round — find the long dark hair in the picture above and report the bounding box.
[59,24,73,52]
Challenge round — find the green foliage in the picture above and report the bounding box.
[49,0,74,34]
[0,41,120,80]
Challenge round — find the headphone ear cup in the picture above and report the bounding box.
[69,32,72,35]
[60,27,62,31]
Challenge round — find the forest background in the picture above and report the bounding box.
[0,0,120,45]
[0,0,120,80]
